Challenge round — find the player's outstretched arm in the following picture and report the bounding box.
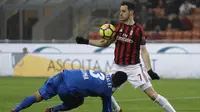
[89,39,113,47]
[141,45,160,80]
[141,45,151,71]
[10,91,43,112]
[76,36,114,47]
[102,96,113,112]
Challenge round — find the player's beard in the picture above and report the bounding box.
[119,14,130,23]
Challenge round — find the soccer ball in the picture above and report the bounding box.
[99,24,116,40]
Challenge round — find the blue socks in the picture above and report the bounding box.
[13,96,36,111]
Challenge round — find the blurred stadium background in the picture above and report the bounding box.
[0,0,200,112]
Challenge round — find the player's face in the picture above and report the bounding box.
[119,5,131,22]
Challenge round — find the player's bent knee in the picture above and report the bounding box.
[139,82,152,91]
[63,95,84,110]
[150,92,158,101]
[33,91,43,102]
[65,99,84,110]
[144,87,158,100]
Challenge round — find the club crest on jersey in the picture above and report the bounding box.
[130,30,133,35]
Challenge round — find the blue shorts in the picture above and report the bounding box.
[39,72,63,100]
[39,71,84,108]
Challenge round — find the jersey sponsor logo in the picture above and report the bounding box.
[116,35,133,43]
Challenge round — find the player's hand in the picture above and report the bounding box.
[76,36,89,44]
[148,69,160,80]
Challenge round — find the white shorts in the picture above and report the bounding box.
[110,63,152,90]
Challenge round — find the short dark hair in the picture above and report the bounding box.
[121,1,135,11]
[112,71,127,88]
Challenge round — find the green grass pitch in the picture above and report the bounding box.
[0,77,200,112]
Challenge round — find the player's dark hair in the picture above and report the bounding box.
[121,1,135,11]
[112,71,127,87]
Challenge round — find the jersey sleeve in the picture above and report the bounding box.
[102,96,113,112]
[139,26,146,45]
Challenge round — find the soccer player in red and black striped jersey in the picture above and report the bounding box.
[113,19,146,65]
[76,1,176,112]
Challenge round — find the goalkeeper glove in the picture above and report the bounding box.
[148,69,160,80]
[76,36,89,44]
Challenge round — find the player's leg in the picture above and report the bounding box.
[137,69,176,112]
[111,96,122,112]
[109,64,124,112]
[11,73,62,112]
[11,91,43,112]
[134,65,176,112]
[140,83,176,112]
[45,95,84,112]
[127,64,174,111]
[111,84,126,112]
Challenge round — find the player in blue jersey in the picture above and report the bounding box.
[10,69,127,112]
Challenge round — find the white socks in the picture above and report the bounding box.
[155,94,176,112]
[111,96,121,111]
[112,93,176,112]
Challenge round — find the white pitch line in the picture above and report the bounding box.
[4,96,200,105]
[115,96,200,102]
